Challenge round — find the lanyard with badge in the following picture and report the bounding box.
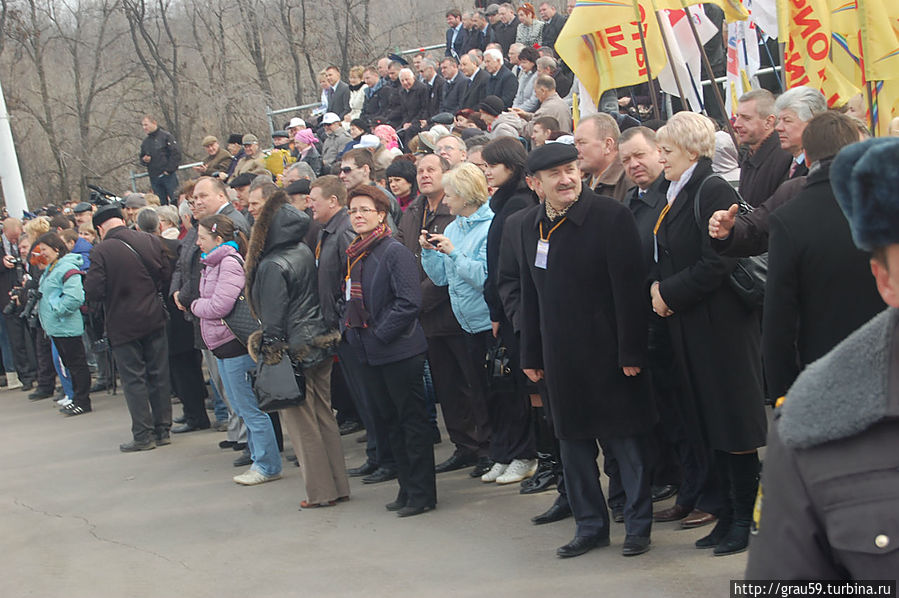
[345,253,365,301]
[652,203,672,262]
[536,218,566,269]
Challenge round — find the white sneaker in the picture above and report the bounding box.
[233,469,282,486]
[57,396,72,407]
[480,462,508,483]
[4,372,22,391]
[496,459,538,485]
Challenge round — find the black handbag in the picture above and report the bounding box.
[485,336,516,393]
[250,356,306,412]
[220,255,261,346]
[693,175,768,311]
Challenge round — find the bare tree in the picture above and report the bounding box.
[234,0,274,104]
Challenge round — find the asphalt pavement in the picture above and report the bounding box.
[0,386,747,597]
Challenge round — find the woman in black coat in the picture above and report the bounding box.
[651,112,766,557]
[245,190,348,508]
[342,184,435,517]
[479,136,539,484]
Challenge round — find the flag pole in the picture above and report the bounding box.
[678,1,738,144]
[650,1,692,111]
[631,0,661,120]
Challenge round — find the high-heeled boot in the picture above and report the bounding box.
[714,452,760,556]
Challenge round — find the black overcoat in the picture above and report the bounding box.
[653,158,767,452]
[519,188,655,440]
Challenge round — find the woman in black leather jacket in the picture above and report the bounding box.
[245,190,348,508]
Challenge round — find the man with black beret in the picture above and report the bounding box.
[746,137,899,579]
[84,205,173,452]
[72,202,94,228]
[518,143,655,558]
[229,172,257,215]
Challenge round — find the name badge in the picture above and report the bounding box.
[345,279,352,302]
[535,239,549,269]
[315,258,320,268]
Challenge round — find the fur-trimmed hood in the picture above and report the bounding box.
[244,190,310,312]
[247,329,341,364]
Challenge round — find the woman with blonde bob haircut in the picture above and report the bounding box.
[650,111,767,557]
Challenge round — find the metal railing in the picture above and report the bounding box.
[129,161,203,192]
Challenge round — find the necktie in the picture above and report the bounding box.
[789,161,798,177]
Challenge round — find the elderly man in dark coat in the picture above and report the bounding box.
[519,143,656,559]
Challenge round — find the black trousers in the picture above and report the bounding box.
[330,359,360,425]
[427,333,490,457]
[464,328,533,463]
[4,314,36,384]
[337,341,395,469]
[52,335,91,409]
[112,329,172,443]
[559,435,652,539]
[32,325,56,391]
[357,353,436,509]
[169,348,209,428]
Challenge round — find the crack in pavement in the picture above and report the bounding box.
[12,498,192,571]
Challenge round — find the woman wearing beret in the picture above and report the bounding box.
[651,111,767,556]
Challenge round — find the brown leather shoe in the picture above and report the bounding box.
[681,509,717,529]
[653,504,692,522]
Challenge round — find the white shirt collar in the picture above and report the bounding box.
[666,162,699,206]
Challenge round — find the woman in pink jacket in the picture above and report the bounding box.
[191,215,282,486]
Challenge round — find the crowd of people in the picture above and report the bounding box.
[9,1,897,578]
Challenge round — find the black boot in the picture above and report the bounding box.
[696,452,732,549]
[714,452,760,556]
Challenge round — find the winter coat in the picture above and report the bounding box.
[347,83,368,121]
[485,65,519,108]
[519,188,655,440]
[341,237,428,366]
[516,20,544,47]
[440,74,470,115]
[512,68,539,112]
[652,158,767,451]
[399,79,432,126]
[397,195,464,337]
[37,252,85,338]
[461,69,489,110]
[762,162,884,400]
[315,208,356,330]
[202,147,233,176]
[746,308,899,579]
[485,178,537,323]
[490,111,526,139]
[190,243,244,351]
[421,202,494,334]
[541,13,567,49]
[321,127,353,174]
[245,194,338,369]
[300,145,324,177]
[84,226,171,347]
[738,132,793,208]
[140,127,180,177]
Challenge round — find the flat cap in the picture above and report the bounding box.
[285,179,311,196]
[123,193,146,208]
[202,135,218,146]
[92,204,124,229]
[272,130,289,139]
[229,173,257,188]
[478,96,504,117]
[832,137,899,251]
[242,133,259,145]
[526,142,579,174]
[431,112,455,126]
[73,202,93,214]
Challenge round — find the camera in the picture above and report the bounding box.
[19,288,41,328]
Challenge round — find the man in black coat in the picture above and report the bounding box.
[139,115,181,205]
[397,68,431,134]
[421,58,445,118]
[463,10,496,53]
[519,143,655,558]
[493,4,519,57]
[483,49,519,108]
[460,54,489,110]
[439,57,470,114]
[85,206,173,452]
[762,112,884,402]
[538,2,567,49]
[732,90,792,208]
[361,66,395,125]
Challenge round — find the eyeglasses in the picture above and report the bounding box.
[340,166,356,174]
[347,207,379,215]
[436,145,460,153]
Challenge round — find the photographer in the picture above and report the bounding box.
[21,218,58,400]
[34,232,91,417]
[1,218,36,390]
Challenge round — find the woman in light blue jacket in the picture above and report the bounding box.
[35,232,91,417]
[420,163,494,336]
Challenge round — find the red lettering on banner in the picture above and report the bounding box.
[604,25,627,57]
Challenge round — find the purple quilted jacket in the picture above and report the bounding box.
[190,243,245,350]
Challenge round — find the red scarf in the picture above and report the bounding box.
[344,223,391,328]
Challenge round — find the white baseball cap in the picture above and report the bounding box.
[288,117,306,128]
[355,134,381,149]
[321,112,340,125]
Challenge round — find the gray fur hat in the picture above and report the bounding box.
[832,137,899,252]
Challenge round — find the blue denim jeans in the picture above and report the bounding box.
[0,316,16,373]
[150,172,179,205]
[217,354,281,476]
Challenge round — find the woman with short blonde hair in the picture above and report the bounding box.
[651,110,766,557]
[442,162,489,208]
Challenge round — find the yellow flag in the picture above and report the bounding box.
[874,79,899,135]
[556,1,668,105]
[856,0,899,82]
[829,0,864,89]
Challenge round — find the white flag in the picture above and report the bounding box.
[657,7,720,113]
[724,19,762,118]
[745,0,778,40]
